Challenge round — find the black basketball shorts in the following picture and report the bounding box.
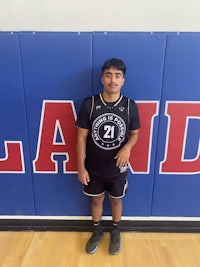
[83,172,128,198]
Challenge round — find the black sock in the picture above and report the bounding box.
[93,221,103,234]
[112,221,120,229]
[93,221,101,227]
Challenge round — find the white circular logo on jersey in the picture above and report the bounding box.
[92,113,126,150]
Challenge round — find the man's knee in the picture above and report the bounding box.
[109,197,122,206]
[91,194,105,206]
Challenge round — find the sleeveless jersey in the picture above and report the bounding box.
[85,94,130,180]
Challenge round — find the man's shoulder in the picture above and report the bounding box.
[83,96,92,102]
[83,94,99,102]
[80,94,100,114]
[81,96,93,108]
[122,95,136,104]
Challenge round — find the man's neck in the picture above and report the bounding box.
[101,92,120,103]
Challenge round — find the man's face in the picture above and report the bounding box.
[101,67,125,95]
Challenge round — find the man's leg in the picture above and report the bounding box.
[109,196,123,255]
[86,194,105,254]
[109,196,122,222]
[91,194,105,222]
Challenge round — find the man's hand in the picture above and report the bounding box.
[78,169,90,185]
[115,129,139,168]
[114,145,131,168]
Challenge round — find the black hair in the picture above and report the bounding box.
[101,58,126,76]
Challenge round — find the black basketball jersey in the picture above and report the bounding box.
[76,93,140,180]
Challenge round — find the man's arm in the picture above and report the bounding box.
[114,129,139,168]
[76,127,90,185]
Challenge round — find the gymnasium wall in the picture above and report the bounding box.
[0,31,200,218]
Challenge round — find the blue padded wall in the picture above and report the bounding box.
[19,32,93,215]
[0,31,199,217]
[92,32,166,215]
[0,32,35,214]
[152,33,200,216]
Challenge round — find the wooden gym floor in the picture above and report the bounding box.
[0,231,200,267]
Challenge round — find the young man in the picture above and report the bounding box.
[76,58,140,255]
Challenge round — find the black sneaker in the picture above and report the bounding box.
[109,228,121,255]
[86,226,103,254]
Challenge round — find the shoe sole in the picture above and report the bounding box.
[86,235,103,254]
[109,247,121,255]
[86,246,98,254]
